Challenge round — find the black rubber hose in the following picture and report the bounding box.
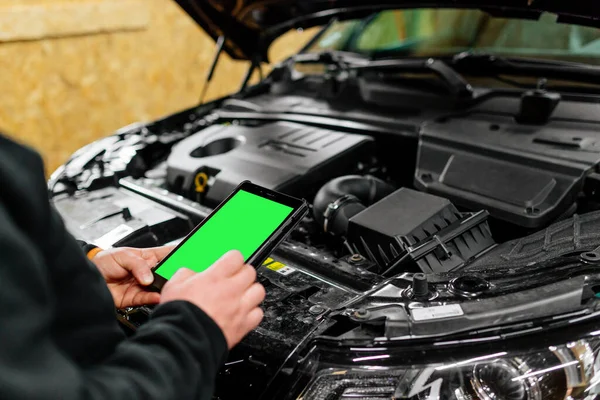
[313,175,395,237]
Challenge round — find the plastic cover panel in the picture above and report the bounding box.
[415,111,600,228]
[167,121,373,206]
[465,210,600,271]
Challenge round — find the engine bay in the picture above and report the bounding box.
[49,78,600,399]
[53,89,600,268]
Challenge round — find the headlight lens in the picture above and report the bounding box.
[294,337,600,400]
[471,360,529,400]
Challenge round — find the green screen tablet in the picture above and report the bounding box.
[151,181,306,290]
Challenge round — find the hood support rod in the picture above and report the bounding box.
[239,55,263,92]
[199,35,225,105]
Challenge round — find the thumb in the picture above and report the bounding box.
[131,262,155,286]
[116,251,155,286]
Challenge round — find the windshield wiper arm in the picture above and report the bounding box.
[290,50,371,68]
[287,51,474,98]
[351,57,474,98]
[451,51,600,85]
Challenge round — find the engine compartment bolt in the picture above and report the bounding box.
[421,173,433,183]
[581,251,600,263]
[412,273,429,298]
[349,254,364,263]
[449,275,490,297]
[354,309,370,319]
[309,305,325,315]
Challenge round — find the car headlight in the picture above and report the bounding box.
[286,329,600,400]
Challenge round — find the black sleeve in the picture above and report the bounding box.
[76,240,99,254]
[0,200,228,400]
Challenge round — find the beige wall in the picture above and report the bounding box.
[0,0,316,174]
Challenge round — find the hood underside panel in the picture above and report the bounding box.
[175,0,600,60]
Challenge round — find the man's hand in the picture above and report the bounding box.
[160,250,266,349]
[91,246,174,308]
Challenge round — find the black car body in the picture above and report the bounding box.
[50,1,600,399]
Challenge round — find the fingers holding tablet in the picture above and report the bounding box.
[150,181,308,292]
[160,252,266,349]
[153,182,308,348]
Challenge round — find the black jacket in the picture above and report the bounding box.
[0,135,227,400]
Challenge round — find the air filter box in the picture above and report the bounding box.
[347,188,494,274]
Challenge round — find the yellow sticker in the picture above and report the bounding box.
[194,172,209,193]
[263,257,274,266]
[265,259,296,276]
[267,261,286,271]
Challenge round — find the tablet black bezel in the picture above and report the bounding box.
[150,180,306,291]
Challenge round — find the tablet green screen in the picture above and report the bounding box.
[154,190,293,279]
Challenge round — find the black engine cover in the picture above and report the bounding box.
[167,122,373,206]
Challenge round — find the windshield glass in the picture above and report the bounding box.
[307,9,600,64]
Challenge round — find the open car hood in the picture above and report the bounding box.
[175,0,600,61]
